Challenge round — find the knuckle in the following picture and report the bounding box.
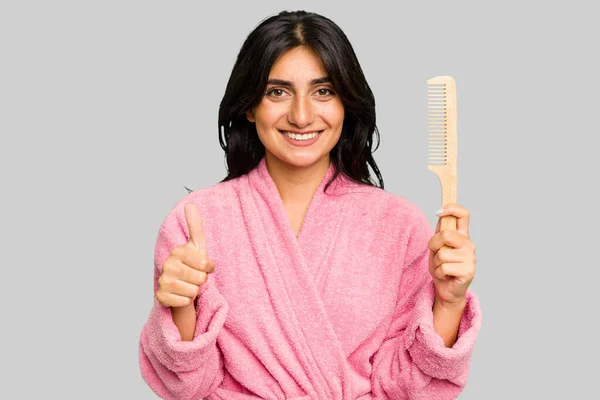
[156,291,169,307]
[160,275,175,289]
[199,258,212,272]
[183,266,199,285]
[199,272,208,285]
[161,266,172,278]
[170,246,183,258]
[162,260,177,275]
[437,248,450,261]
[436,265,446,278]
[193,269,203,284]
[440,230,452,241]
[180,264,190,280]
[427,239,435,250]
[158,274,171,289]
[175,245,192,261]
[208,261,216,273]
[192,284,201,297]
[163,270,176,282]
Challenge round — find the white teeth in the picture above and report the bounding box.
[281,131,321,141]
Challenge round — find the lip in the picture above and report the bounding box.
[280,129,323,134]
[278,129,324,147]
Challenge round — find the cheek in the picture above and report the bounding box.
[321,104,344,122]
[330,102,344,121]
[255,104,285,127]
[328,110,344,129]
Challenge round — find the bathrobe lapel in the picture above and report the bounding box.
[240,158,353,399]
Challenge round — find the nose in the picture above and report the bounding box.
[288,95,314,128]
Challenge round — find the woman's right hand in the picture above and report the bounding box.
[156,202,215,309]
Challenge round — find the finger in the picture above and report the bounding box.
[433,262,468,281]
[156,292,194,308]
[435,218,440,234]
[436,203,470,238]
[184,202,207,253]
[428,229,471,252]
[180,264,209,286]
[178,248,214,273]
[433,247,466,265]
[162,277,201,299]
[204,259,216,274]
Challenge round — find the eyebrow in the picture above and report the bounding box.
[266,77,331,87]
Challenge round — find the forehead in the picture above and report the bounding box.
[268,47,327,79]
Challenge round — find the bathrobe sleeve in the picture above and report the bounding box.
[139,201,229,400]
[371,202,482,400]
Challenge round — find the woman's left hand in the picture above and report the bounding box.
[427,203,476,308]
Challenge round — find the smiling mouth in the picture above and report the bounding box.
[278,130,323,141]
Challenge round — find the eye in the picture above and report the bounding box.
[316,88,334,96]
[266,88,286,97]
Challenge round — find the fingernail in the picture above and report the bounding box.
[435,208,444,216]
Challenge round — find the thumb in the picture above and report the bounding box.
[184,202,206,252]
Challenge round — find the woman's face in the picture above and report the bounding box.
[247,46,344,171]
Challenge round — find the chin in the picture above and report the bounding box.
[273,151,329,170]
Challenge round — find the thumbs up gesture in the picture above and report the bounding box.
[156,202,216,308]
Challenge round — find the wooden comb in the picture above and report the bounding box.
[428,76,458,235]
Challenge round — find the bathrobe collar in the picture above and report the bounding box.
[239,156,355,399]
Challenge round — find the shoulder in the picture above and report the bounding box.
[336,184,433,265]
[340,184,430,232]
[157,177,242,233]
[346,185,434,251]
[383,191,431,233]
[181,178,240,211]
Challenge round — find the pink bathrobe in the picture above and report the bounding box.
[139,157,482,400]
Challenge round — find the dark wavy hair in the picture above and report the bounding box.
[205,10,383,192]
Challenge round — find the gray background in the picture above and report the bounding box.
[1,0,598,399]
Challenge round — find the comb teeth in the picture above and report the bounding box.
[428,83,447,166]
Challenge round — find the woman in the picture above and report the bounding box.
[139,10,481,400]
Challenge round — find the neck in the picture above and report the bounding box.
[264,153,330,205]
